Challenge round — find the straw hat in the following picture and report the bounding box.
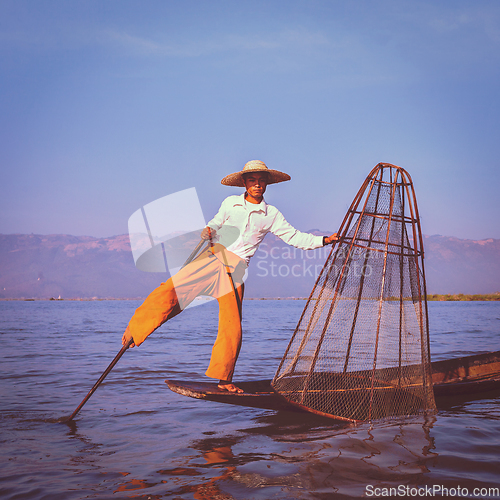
[221,160,291,187]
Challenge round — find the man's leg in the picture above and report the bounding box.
[122,277,182,347]
[205,283,244,392]
[123,249,219,347]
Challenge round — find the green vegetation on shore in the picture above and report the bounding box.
[427,293,500,301]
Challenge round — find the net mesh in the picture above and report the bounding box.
[272,164,436,421]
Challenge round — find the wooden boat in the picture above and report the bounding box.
[166,350,500,415]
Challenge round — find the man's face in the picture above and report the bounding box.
[243,172,268,200]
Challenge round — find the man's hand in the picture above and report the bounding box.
[122,326,135,348]
[201,227,215,240]
[324,233,339,245]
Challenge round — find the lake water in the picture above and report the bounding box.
[1,299,499,499]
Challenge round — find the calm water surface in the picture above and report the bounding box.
[0,300,499,499]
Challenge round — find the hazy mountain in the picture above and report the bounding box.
[0,232,498,299]
[424,235,500,294]
[0,234,163,299]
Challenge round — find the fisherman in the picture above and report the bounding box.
[122,160,338,392]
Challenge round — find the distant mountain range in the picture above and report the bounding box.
[0,232,498,299]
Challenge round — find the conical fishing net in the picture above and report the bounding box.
[272,163,436,422]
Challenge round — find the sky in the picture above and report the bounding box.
[1,0,499,240]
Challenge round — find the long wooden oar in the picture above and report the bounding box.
[205,230,241,314]
[181,238,208,269]
[65,338,134,421]
[65,238,208,421]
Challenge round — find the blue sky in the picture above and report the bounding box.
[1,0,499,239]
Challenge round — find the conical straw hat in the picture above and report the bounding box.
[221,160,291,187]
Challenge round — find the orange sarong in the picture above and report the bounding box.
[127,244,246,382]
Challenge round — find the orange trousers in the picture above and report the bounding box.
[127,245,246,382]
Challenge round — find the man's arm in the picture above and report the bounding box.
[270,211,336,250]
[207,198,228,232]
[200,197,231,241]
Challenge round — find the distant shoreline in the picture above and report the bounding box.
[427,293,500,301]
[1,294,499,302]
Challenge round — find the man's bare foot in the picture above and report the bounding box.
[122,326,135,348]
[218,380,244,393]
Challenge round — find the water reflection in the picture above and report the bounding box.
[14,397,498,499]
[110,413,439,499]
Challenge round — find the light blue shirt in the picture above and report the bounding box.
[207,193,324,263]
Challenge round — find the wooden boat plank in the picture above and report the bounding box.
[431,351,500,385]
[166,350,500,413]
[165,379,300,412]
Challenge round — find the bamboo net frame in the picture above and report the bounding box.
[272,163,436,422]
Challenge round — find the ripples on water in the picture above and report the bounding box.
[0,300,499,499]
